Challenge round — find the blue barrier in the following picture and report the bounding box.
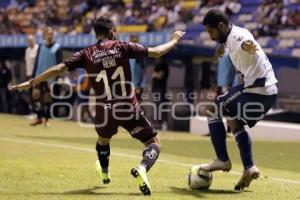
[0,32,299,69]
[0,32,171,48]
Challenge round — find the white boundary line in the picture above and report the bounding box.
[193,116,300,130]
[1,137,300,185]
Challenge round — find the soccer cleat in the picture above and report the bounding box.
[234,165,260,191]
[30,119,43,126]
[95,160,111,184]
[44,119,50,127]
[200,158,232,172]
[131,167,151,195]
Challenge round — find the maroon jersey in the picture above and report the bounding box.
[63,40,148,103]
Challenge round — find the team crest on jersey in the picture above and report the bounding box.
[145,149,158,160]
[237,36,244,41]
[233,35,244,42]
[90,48,121,63]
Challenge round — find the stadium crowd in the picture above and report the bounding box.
[1,0,300,36]
[257,0,300,36]
[1,0,185,34]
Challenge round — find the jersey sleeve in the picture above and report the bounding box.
[232,31,254,52]
[63,49,85,71]
[122,41,148,59]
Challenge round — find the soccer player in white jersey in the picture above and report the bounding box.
[199,9,278,190]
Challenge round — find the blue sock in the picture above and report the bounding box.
[208,118,229,162]
[234,128,254,170]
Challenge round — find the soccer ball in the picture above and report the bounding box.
[187,165,213,190]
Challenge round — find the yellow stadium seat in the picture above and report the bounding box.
[182,0,198,10]
[117,25,148,33]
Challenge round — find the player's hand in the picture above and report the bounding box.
[9,81,32,91]
[215,44,225,58]
[242,40,258,54]
[170,31,186,43]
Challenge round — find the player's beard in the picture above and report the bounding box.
[218,31,227,44]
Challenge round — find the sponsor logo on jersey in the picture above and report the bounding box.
[223,91,242,107]
[130,126,144,135]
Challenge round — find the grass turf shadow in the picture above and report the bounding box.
[169,186,241,198]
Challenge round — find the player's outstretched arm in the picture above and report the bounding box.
[9,63,68,91]
[148,31,185,59]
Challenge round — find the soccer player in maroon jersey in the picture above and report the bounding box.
[10,16,185,195]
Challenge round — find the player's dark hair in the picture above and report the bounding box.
[93,16,115,36]
[203,9,230,28]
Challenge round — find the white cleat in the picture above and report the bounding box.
[200,158,232,172]
[234,165,260,191]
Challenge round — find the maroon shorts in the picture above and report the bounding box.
[94,102,157,143]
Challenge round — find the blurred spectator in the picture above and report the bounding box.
[256,0,273,22]
[285,9,300,27]
[12,92,30,115]
[129,35,147,102]
[31,26,61,126]
[25,34,38,79]
[220,0,241,16]
[0,61,12,113]
[200,0,223,7]
[33,27,62,77]
[152,57,169,130]
[25,34,38,114]
[52,73,73,118]
[183,58,194,104]
[0,0,196,34]
[257,0,284,36]
[2,0,295,36]
[30,81,52,126]
[165,1,182,27]
[71,68,93,123]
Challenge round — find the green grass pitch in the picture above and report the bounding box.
[0,114,299,200]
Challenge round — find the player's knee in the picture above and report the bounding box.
[97,136,111,146]
[154,136,162,149]
[144,135,161,150]
[228,120,244,133]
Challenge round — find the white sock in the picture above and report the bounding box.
[138,164,147,172]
